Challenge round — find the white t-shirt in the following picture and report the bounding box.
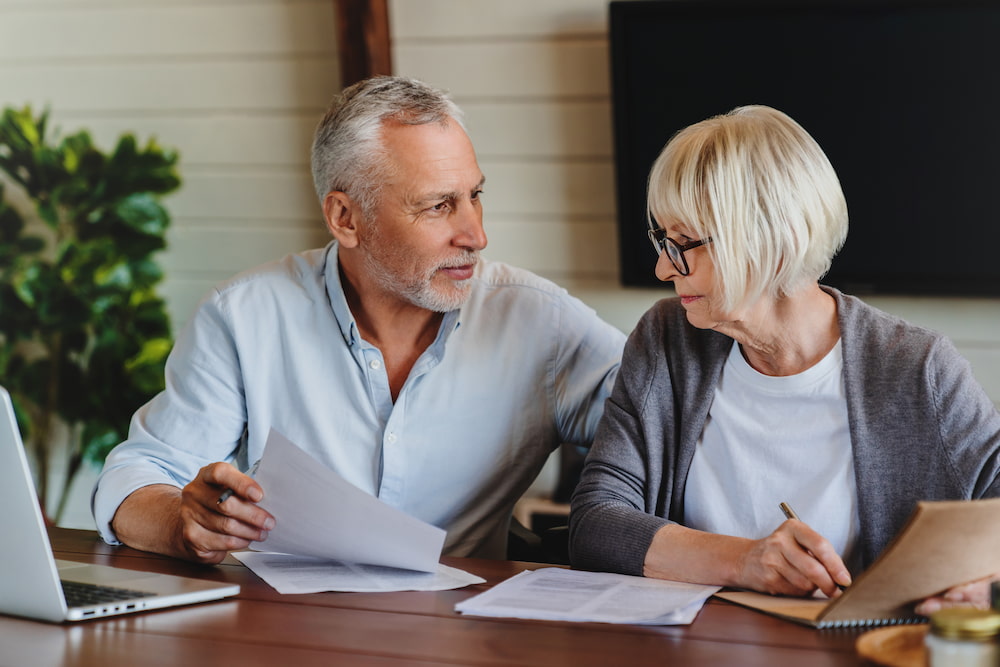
[683,340,860,567]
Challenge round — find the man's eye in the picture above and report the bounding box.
[431,201,451,212]
[472,189,483,200]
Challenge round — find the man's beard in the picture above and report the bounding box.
[360,227,478,313]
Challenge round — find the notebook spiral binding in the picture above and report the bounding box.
[821,616,925,629]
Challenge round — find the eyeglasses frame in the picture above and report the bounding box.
[646,227,713,276]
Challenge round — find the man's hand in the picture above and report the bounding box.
[177,462,275,562]
[915,574,999,616]
[111,462,275,564]
[735,520,853,598]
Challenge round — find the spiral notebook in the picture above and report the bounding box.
[715,497,1000,628]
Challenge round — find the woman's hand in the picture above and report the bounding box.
[915,574,999,616]
[735,519,853,598]
[643,520,852,597]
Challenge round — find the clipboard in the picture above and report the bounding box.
[714,498,1000,628]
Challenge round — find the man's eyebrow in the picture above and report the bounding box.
[421,177,486,203]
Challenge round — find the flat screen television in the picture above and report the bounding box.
[610,0,1000,296]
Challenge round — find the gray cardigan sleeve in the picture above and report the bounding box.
[568,309,673,575]
[842,292,1000,564]
[568,300,727,575]
[928,337,1000,499]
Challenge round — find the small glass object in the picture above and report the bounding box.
[925,607,1000,667]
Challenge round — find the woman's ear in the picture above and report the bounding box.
[322,191,360,248]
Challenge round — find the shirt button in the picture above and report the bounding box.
[369,359,381,370]
[386,433,397,444]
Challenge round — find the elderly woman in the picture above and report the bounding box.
[570,106,1000,609]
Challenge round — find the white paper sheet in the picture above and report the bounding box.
[232,551,485,594]
[455,567,720,625]
[248,429,446,573]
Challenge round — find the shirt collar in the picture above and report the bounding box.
[324,242,360,345]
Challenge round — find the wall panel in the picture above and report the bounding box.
[394,40,608,99]
[53,113,322,168]
[167,170,321,222]
[463,101,612,159]
[0,2,337,61]
[478,161,615,218]
[0,59,338,113]
[390,0,608,39]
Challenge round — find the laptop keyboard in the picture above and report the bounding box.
[61,580,157,607]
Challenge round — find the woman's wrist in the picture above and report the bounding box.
[642,523,750,587]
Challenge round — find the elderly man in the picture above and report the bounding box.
[92,76,625,564]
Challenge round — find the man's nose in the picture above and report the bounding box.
[453,201,487,251]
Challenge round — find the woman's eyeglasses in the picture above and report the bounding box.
[646,228,713,276]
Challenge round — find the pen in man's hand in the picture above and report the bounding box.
[217,459,261,505]
[779,501,800,522]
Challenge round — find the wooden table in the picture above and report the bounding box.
[0,528,876,666]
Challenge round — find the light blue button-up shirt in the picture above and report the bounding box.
[93,242,624,558]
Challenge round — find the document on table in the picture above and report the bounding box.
[455,567,720,625]
[232,551,484,594]
[238,429,483,593]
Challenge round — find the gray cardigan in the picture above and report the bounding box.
[569,287,1000,576]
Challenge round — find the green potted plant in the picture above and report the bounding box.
[0,106,179,524]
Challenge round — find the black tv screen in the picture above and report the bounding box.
[610,0,1000,296]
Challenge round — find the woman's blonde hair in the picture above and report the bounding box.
[647,105,848,311]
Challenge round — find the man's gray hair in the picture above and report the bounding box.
[310,76,465,217]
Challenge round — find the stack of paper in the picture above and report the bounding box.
[455,567,719,625]
[232,430,484,593]
[233,551,483,594]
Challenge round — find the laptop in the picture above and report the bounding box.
[0,385,240,622]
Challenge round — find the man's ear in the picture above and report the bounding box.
[322,191,360,248]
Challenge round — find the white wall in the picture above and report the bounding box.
[2,0,999,526]
[0,0,338,328]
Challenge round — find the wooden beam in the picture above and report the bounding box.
[333,0,392,87]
